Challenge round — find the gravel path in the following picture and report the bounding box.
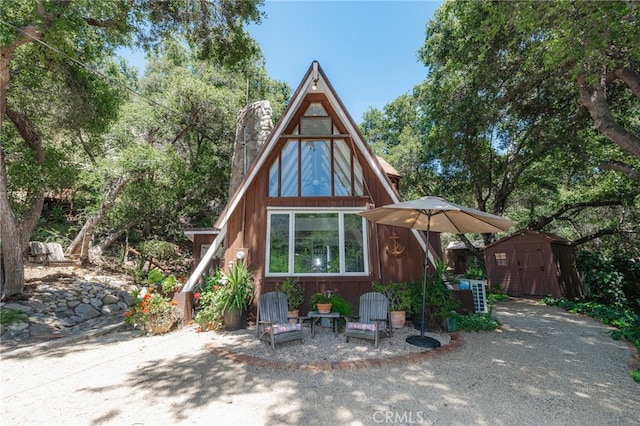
[1,299,638,425]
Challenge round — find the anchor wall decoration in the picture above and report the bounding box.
[386,232,405,256]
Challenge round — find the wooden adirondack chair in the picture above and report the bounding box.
[344,291,392,349]
[256,291,305,349]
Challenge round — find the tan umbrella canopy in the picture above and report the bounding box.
[359,196,517,234]
[359,196,516,348]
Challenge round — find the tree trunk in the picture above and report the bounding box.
[0,147,23,298]
[66,176,133,263]
[1,110,46,298]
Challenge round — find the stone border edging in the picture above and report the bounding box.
[204,332,465,370]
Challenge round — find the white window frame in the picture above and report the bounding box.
[266,207,369,277]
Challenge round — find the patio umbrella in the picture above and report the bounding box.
[359,196,517,348]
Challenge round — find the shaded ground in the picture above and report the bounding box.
[1,298,638,425]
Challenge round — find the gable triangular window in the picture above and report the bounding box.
[268,105,364,197]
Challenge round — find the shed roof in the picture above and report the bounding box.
[446,239,485,251]
[484,230,573,250]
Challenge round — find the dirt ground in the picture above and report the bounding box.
[23,261,133,284]
[2,298,639,425]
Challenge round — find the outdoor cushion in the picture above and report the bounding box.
[346,321,377,332]
[269,323,302,334]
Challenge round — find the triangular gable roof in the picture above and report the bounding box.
[183,61,431,292]
[484,230,573,250]
[214,61,431,254]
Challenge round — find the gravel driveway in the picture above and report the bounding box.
[1,298,638,425]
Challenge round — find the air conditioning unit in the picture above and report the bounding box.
[470,280,488,313]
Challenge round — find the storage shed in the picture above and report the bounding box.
[484,230,583,298]
[445,239,484,275]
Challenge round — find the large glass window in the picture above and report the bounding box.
[268,214,290,273]
[280,140,298,197]
[301,141,331,196]
[267,209,368,276]
[268,139,363,197]
[294,213,338,273]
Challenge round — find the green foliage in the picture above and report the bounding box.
[139,240,178,262]
[193,264,254,329]
[275,278,305,310]
[487,293,509,305]
[0,308,29,325]
[451,309,502,332]
[372,281,413,312]
[308,292,353,331]
[487,283,509,305]
[631,369,640,384]
[194,269,225,329]
[426,261,459,324]
[309,292,353,319]
[360,0,640,258]
[145,268,181,294]
[328,294,353,318]
[463,259,486,280]
[543,297,640,352]
[217,262,255,312]
[576,250,635,310]
[309,292,332,306]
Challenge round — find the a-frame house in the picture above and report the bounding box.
[184,61,440,314]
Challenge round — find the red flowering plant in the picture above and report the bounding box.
[124,286,180,334]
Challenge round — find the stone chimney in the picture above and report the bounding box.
[229,101,273,197]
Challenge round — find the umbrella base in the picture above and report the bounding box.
[406,335,441,348]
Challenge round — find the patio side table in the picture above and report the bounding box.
[307,311,340,337]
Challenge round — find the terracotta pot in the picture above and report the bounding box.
[288,309,300,324]
[316,303,332,314]
[145,316,173,335]
[390,310,406,329]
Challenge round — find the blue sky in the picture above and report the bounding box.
[249,1,442,123]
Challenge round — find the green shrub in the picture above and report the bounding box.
[576,250,630,310]
[1,308,29,325]
[139,240,177,262]
[452,309,501,332]
[372,281,412,312]
[276,278,305,310]
[631,369,640,383]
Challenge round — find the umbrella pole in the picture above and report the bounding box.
[406,211,440,348]
[420,221,429,337]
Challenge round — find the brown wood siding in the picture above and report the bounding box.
[260,276,372,316]
[220,83,439,312]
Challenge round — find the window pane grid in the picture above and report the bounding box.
[266,210,368,276]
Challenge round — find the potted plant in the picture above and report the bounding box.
[218,261,255,331]
[309,291,353,330]
[372,281,412,328]
[275,277,305,321]
[124,287,181,335]
[310,292,332,313]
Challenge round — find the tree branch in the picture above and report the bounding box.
[614,67,640,98]
[578,74,640,159]
[529,200,623,230]
[599,160,639,179]
[572,228,618,246]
